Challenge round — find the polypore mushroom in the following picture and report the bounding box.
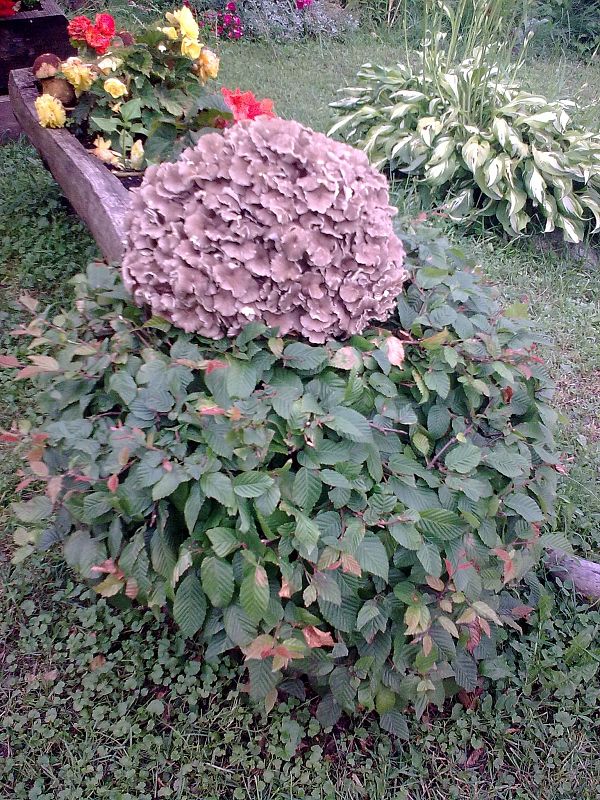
[122,117,409,343]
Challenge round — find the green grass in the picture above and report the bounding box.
[1,31,600,800]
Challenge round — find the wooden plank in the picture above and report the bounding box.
[9,67,130,263]
[0,95,22,140]
[0,0,74,93]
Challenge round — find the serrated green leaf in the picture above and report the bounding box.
[223,604,257,646]
[418,508,466,541]
[206,526,240,557]
[453,649,478,691]
[445,442,482,474]
[329,666,356,711]
[486,446,530,478]
[416,541,442,577]
[150,529,177,581]
[503,492,543,522]
[356,534,389,580]
[427,404,451,438]
[293,468,323,512]
[283,342,328,370]
[233,471,274,498]
[201,556,235,607]
[200,472,236,507]
[379,709,410,739]
[173,573,207,638]
[184,483,205,533]
[12,495,53,523]
[240,565,270,622]
[324,406,373,443]
[109,372,137,405]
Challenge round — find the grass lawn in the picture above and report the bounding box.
[1,32,599,800]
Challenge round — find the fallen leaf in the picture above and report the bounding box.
[303,626,335,648]
[90,654,106,671]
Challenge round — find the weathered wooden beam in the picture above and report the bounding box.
[9,68,130,263]
[546,548,600,600]
[0,0,74,93]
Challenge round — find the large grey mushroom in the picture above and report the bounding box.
[122,117,408,343]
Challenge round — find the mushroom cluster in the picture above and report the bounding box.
[122,117,408,342]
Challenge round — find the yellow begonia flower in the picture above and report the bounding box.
[35,94,66,128]
[61,58,94,96]
[130,139,145,169]
[159,26,178,40]
[167,6,199,40]
[196,48,219,82]
[104,78,128,99]
[90,137,120,166]
[181,36,202,60]
[97,56,123,75]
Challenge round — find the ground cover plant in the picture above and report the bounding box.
[1,23,599,800]
[330,0,600,242]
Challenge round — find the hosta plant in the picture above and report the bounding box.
[330,30,600,242]
[7,222,562,730]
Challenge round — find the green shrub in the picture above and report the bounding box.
[330,12,600,242]
[9,221,562,730]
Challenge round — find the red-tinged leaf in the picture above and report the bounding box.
[341,553,362,576]
[303,625,335,649]
[502,386,513,403]
[458,687,482,710]
[0,355,22,368]
[162,459,173,472]
[46,476,63,503]
[331,346,361,370]
[466,620,481,653]
[242,634,275,660]
[510,605,534,620]
[0,431,21,443]
[465,747,486,768]
[279,578,292,598]
[15,477,34,492]
[107,474,119,493]
[15,366,44,380]
[29,355,60,371]
[517,364,532,380]
[384,336,405,366]
[31,433,48,444]
[125,577,139,599]
[90,559,122,576]
[555,462,568,475]
[493,547,511,562]
[422,633,433,657]
[199,405,226,416]
[29,460,49,478]
[204,359,227,374]
[444,558,455,578]
[479,617,491,637]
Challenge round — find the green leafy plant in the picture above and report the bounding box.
[330,1,600,242]
[6,221,562,729]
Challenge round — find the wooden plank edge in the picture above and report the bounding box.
[8,67,130,263]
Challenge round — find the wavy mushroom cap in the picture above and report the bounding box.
[122,117,408,342]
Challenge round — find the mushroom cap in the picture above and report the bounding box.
[32,53,62,80]
[122,117,408,343]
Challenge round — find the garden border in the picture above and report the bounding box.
[9,67,129,263]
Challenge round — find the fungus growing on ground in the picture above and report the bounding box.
[122,117,408,342]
